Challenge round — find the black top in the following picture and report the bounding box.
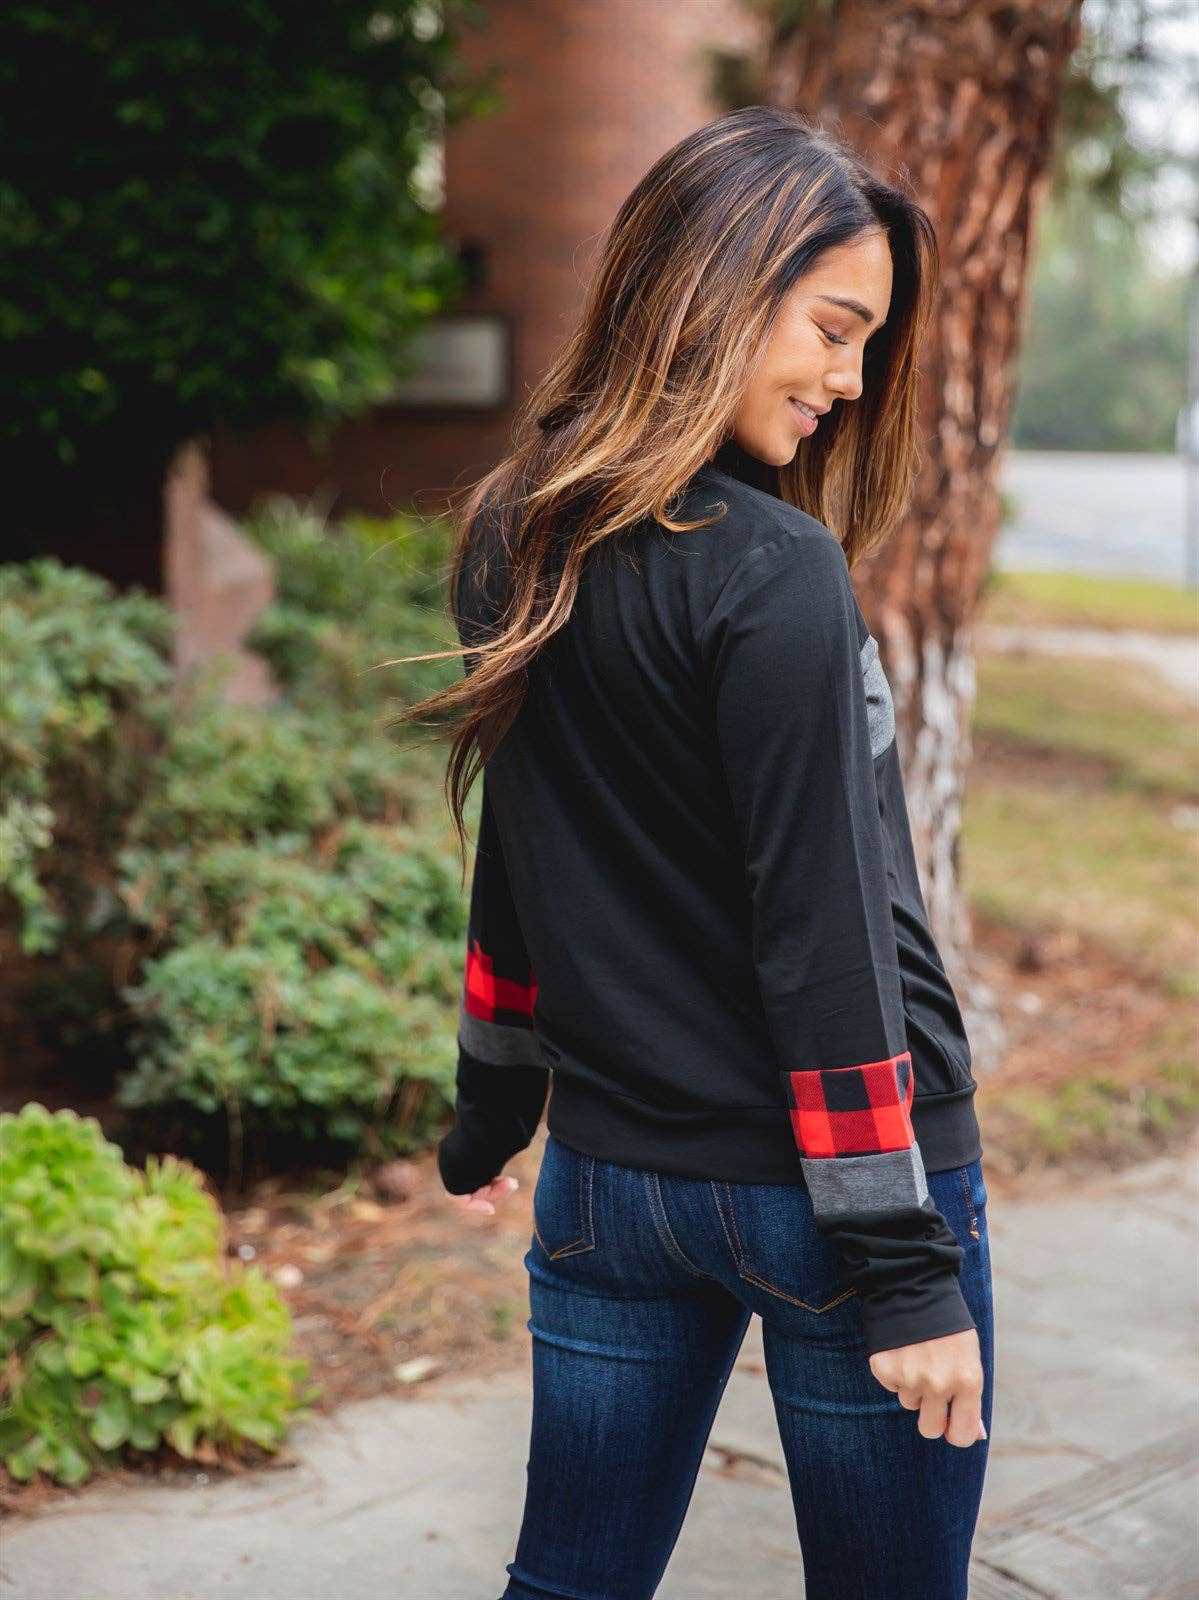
[437,439,983,1354]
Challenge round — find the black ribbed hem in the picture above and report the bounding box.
[546,1076,982,1186]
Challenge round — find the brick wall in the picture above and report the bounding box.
[210,0,761,524]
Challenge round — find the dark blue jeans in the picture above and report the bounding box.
[500,1133,994,1600]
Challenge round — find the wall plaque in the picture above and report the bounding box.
[386,314,511,409]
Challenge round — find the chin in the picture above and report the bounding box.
[733,429,798,469]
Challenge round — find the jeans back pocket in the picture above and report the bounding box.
[711,1179,856,1313]
[533,1134,597,1259]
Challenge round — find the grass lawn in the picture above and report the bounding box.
[972,652,1198,803]
[966,779,1197,986]
[979,568,1198,635]
[965,573,1198,1176]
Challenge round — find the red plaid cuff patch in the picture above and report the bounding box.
[464,938,538,1025]
[781,1051,915,1159]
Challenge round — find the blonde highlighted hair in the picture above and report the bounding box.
[386,104,939,871]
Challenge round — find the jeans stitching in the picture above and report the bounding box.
[533,1150,594,1259]
[722,1182,749,1267]
[742,1271,858,1314]
[715,1181,857,1314]
[643,1172,711,1280]
[709,1181,743,1270]
[533,1216,590,1258]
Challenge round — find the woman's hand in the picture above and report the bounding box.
[449,1173,521,1216]
[869,1327,987,1449]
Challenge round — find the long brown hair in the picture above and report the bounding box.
[384,104,939,874]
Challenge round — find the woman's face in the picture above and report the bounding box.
[726,230,893,467]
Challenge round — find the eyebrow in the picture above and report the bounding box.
[815,294,883,329]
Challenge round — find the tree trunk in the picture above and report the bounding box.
[758,0,1086,1064]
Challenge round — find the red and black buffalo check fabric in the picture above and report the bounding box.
[464,935,538,1027]
[782,1050,916,1160]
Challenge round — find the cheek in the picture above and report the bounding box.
[739,334,818,427]
[767,339,819,396]
[757,357,804,407]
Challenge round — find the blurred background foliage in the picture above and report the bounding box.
[1012,193,1189,451]
[1010,0,1194,450]
[1,502,473,1188]
[0,0,491,478]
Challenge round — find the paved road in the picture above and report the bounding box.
[996,449,1197,586]
[3,1140,1196,1599]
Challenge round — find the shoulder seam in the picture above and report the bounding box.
[698,504,848,654]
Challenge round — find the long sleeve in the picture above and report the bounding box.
[700,519,976,1356]
[436,774,552,1195]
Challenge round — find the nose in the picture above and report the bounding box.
[827,354,864,404]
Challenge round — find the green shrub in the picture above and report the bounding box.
[126,695,428,849]
[0,3,488,469]
[0,559,174,955]
[120,817,463,958]
[0,1104,318,1487]
[115,821,463,1156]
[247,495,450,621]
[1,505,467,1167]
[242,495,460,717]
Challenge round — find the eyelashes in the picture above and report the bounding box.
[819,326,849,347]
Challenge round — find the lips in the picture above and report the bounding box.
[788,397,821,436]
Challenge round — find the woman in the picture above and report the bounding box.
[395,104,993,1600]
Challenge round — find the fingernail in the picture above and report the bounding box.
[979,1423,987,1438]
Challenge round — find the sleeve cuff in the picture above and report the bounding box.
[857,1271,977,1356]
[436,1054,550,1195]
[437,1124,505,1195]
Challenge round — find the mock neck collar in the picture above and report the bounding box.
[707,438,781,499]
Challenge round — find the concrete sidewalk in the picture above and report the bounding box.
[974,621,1199,705]
[2,1141,1197,1599]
